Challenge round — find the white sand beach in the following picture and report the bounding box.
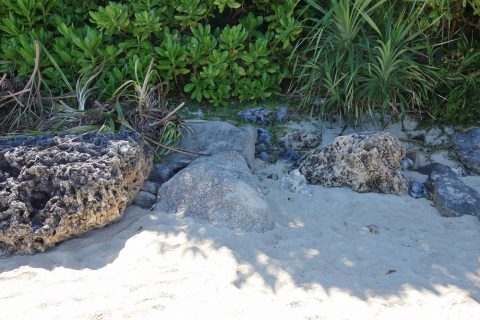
[1,122,479,319]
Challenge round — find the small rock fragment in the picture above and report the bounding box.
[280,169,312,196]
[409,181,429,199]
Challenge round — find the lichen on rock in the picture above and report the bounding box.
[299,131,407,194]
[0,131,153,254]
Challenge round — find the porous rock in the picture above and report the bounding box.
[299,132,407,194]
[161,121,256,171]
[454,127,480,175]
[0,132,153,254]
[156,151,273,232]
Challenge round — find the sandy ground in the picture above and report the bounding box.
[1,121,479,319]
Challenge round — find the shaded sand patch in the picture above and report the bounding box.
[1,174,479,319]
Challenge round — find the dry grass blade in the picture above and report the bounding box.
[0,41,44,133]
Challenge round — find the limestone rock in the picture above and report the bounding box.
[161,121,256,171]
[156,151,273,232]
[280,170,312,196]
[424,164,480,218]
[299,132,407,194]
[0,132,153,254]
[454,127,480,175]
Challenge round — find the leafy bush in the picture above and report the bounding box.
[425,37,480,124]
[292,0,435,126]
[0,0,304,107]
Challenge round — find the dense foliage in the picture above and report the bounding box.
[293,0,480,125]
[0,0,302,106]
[0,0,479,129]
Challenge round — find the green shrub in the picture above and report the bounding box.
[426,37,480,124]
[292,0,435,126]
[0,0,304,107]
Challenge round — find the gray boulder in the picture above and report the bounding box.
[454,128,480,175]
[156,151,273,232]
[299,132,407,194]
[424,163,480,218]
[0,132,153,254]
[161,121,256,171]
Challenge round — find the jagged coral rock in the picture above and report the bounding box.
[0,131,153,254]
[300,132,407,194]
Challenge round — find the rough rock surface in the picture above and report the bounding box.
[279,129,322,151]
[299,132,407,194]
[161,121,256,171]
[454,127,480,175]
[0,132,153,254]
[237,107,289,125]
[423,163,480,218]
[156,151,273,232]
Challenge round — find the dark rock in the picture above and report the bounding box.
[299,132,407,194]
[255,128,274,161]
[133,191,156,209]
[409,181,429,199]
[454,128,480,175]
[238,107,289,125]
[156,151,273,232]
[255,143,269,154]
[425,164,480,218]
[161,121,256,171]
[0,131,153,254]
[257,128,273,145]
[149,163,174,183]
[141,181,161,195]
[418,163,458,178]
[280,149,303,163]
[258,151,272,163]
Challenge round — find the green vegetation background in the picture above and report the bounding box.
[1,0,480,131]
